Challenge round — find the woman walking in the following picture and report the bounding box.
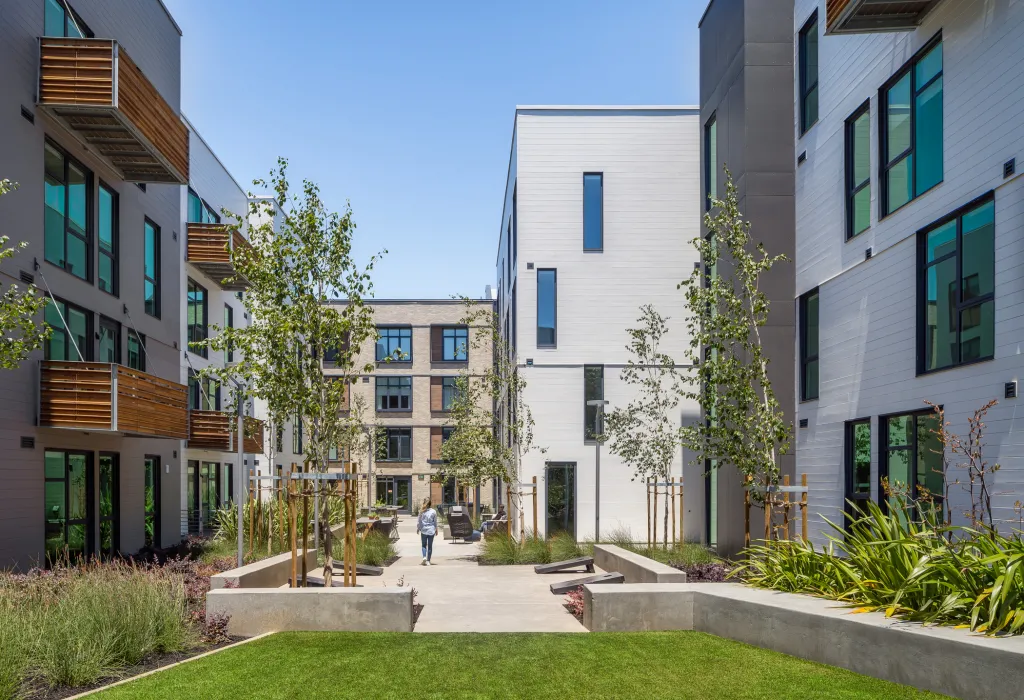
[417,498,439,566]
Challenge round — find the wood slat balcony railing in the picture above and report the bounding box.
[39,361,188,439]
[826,0,943,34]
[186,223,252,290]
[187,411,265,454]
[37,37,188,184]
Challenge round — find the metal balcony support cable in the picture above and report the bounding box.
[121,304,153,369]
[34,263,84,362]
[182,350,211,408]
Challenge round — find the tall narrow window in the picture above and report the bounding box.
[512,184,518,265]
[845,102,871,239]
[98,183,118,294]
[882,37,943,215]
[98,316,120,364]
[187,278,207,357]
[442,326,468,361]
[98,452,119,557]
[276,426,284,453]
[127,330,145,371]
[584,365,604,441]
[800,288,819,400]
[583,173,603,251]
[224,304,234,362]
[882,411,943,516]
[537,269,556,347]
[44,450,93,562]
[844,419,871,528]
[44,299,89,361]
[704,115,717,211]
[293,415,303,455]
[44,141,91,281]
[188,371,219,411]
[799,11,819,134]
[144,455,160,548]
[144,220,160,317]
[441,376,460,411]
[919,195,994,373]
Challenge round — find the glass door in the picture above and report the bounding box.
[201,462,221,527]
[98,453,119,557]
[375,476,412,511]
[844,420,871,531]
[44,450,93,563]
[546,462,576,538]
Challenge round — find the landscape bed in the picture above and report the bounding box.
[90,631,943,699]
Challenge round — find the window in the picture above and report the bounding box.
[512,184,518,266]
[583,173,603,250]
[276,426,284,453]
[44,0,92,37]
[187,278,207,357]
[44,450,93,562]
[224,304,234,363]
[443,326,468,361]
[376,326,412,362]
[44,140,91,281]
[98,316,120,364]
[376,427,412,462]
[537,269,557,347]
[127,330,145,371]
[376,376,412,411]
[292,415,303,455]
[187,188,220,224]
[798,11,818,134]
[584,365,604,441]
[144,219,160,317]
[44,298,89,361]
[881,411,942,515]
[800,288,819,400]
[704,115,717,211]
[188,371,219,411]
[442,426,455,444]
[441,377,461,411]
[844,419,871,528]
[144,455,160,548]
[919,195,994,373]
[881,37,943,216]
[98,183,118,295]
[98,453,119,557]
[845,101,871,239]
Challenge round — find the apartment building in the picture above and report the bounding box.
[496,107,701,541]
[0,0,188,569]
[793,0,1024,541]
[179,121,263,534]
[697,0,796,556]
[323,299,495,513]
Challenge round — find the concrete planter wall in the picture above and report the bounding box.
[209,549,318,590]
[207,588,414,636]
[584,583,1024,700]
[592,544,687,584]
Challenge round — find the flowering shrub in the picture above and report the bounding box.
[564,586,585,619]
[670,561,729,582]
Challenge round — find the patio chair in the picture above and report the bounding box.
[447,507,476,542]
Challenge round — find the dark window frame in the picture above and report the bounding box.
[377,427,412,462]
[127,330,145,371]
[375,376,412,412]
[536,268,557,348]
[441,376,460,411]
[44,297,92,361]
[44,0,94,37]
[144,454,160,548]
[44,138,93,282]
[584,365,604,443]
[376,325,413,362]
[144,218,161,318]
[43,448,94,562]
[799,288,819,401]
[512,184,518,266]
[441,325,469,362]
[97,180,118,296]
[843,418,872,531]
[97,315,121,364]
[879,32,944,218]
[583,172,604,251]
[186,278,208,358]
[916,191,995,375]
[98,451,120,557]
[878,408,944,515]
[223,303,234,363]
[798,10,819,135]
[704,114,717,212]
[844,100,871,240]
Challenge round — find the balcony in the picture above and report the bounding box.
[39,361,188,439]
[188,410,265,454]
[186,223,252,290]
[826,0,944,34]
[37,37,188,184]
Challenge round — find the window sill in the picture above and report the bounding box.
[432,359,469,364]
[799,397,819,404]
[376,409,413,414]
[536,345,557,350]
[583,248,603,254]
[377,460,412,465]
[916,354,994,378]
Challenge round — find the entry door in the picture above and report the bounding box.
[44,450,94,562]
[98,452,120,557]
[844,420,872,530]
[376,476,412,511]
[546,463,576,538]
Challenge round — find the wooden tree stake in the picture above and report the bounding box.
[532,475,538,536]
[801,473,808,542]
[782,474,791,541]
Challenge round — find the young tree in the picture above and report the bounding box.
[0,180,50,368]
[439,374,500,522]
[679,169,791,505]
[602,305,682,546]
[197,159,381,580]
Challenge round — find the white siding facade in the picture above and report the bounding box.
[794,0,1024,542]
[498,107,701,540]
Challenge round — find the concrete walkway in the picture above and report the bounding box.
[357,515,586,633]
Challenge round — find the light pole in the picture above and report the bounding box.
[587,399,609,542]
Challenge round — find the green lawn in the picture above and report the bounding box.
[95,632,946,700]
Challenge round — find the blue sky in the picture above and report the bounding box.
[164,0,703,299]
